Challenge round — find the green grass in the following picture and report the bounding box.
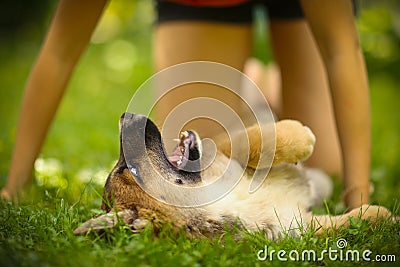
[1,2,400,267]
[1,194,399,267]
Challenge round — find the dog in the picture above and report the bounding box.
[74,113,393,238]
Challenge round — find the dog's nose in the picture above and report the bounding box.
[121,112,134,120]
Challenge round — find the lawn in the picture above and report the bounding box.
[1,1,399,266]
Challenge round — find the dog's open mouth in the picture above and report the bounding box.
[168,130,199,169]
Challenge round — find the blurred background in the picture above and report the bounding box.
[0,0,399,206]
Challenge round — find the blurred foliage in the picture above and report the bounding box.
[0,0,55,42]
[358,1,400,75]
[355,1,400,206]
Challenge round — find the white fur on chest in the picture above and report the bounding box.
[201,153,314,238]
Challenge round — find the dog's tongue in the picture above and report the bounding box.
[168,154,182,166]
[168,132,192,168]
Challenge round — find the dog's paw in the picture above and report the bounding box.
[73,209,136,235]
[274,120,316,165]
[349,205,393,223]
[132,218,149,230]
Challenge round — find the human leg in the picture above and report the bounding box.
[153,2,253,143]
[300,0,371,208]
[269,19,342,177]
[1,0,107,199]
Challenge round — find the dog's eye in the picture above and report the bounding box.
[129,166,138,176]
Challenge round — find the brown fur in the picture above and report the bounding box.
[74,113,396,238]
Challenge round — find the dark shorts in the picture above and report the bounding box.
[156,0,305,24]
[156,0,357,24]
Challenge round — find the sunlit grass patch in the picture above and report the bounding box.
[1,195,398,267]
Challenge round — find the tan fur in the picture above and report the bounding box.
[217,120,315,168]
[74,114,395,238]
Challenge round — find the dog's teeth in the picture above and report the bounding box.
[177,159,182,166]
[180,131,189,139]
